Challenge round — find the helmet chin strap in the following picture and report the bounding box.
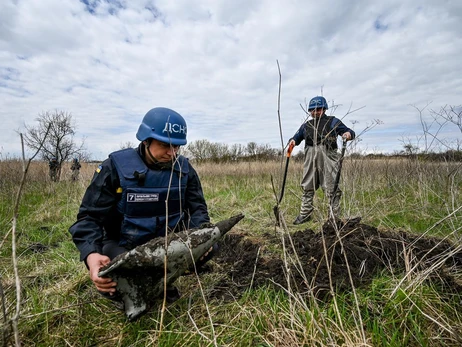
[144,140,158,164]
[143,140,174,169]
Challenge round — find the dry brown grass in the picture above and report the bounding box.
[1,156,461,346]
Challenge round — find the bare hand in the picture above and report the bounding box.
[86,253,117,294]
[342,132,352,141]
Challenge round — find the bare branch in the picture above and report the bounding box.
[9,126,50,346]
[276,60,284,150]
[23,110,86,181]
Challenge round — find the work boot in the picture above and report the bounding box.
[293,214,311,225]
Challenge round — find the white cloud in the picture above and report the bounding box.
[1,0,461,159]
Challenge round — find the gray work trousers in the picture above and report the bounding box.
[300,145,342,218]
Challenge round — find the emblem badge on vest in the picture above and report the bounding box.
[127,193,160,202]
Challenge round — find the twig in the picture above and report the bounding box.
[186,246,217,346]
[249,247,261,290]
[187,297,212,342]
[159,137,177,335]
[20,301,94,319]
[0,278,8,346]
[390,213,462,298]
[10,130,49,346]
[270,174,278,204]
[0,228,12,261]
[330,221,367,343]
[319,225,344,331]
[273,60,287,205]
[276,60,284,150]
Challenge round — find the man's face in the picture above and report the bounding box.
[145,139,180,163]
[309,108,324,118]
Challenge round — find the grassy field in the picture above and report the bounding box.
[1,156,461,346]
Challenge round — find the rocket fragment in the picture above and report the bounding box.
[98,213,244,320]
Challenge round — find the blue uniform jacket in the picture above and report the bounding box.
[69,145,210,262]
[290,114,355,150]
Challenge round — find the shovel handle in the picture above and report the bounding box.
[287,141,295,157]
[277,142,295,204]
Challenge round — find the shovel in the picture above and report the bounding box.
[273,141,295,226]
[330,138,347,209]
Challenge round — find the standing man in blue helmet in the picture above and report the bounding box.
[288,96,355,225]
[69,107,210,304]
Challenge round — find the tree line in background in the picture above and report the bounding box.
[3,105,461,169]
[184,140,462,163]
[183,140,281,162]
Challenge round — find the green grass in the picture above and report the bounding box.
[1,158,461,346]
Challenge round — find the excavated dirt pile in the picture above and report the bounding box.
[207,218,462,300]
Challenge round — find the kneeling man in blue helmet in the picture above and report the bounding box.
[289,96,355,225]
[69,107,219,316]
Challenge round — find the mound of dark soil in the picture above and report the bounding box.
[208,218,462,300]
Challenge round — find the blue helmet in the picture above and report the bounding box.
[308,96,328,111]
[136,107,187,146]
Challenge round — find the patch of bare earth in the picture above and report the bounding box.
[206,218,462,300]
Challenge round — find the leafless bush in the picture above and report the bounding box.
[23,110,87,181]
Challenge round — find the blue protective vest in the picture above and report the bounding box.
[304,116,340,150]
[109,148,189,249]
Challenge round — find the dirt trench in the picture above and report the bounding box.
[205,218,462,301]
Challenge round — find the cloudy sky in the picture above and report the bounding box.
[1,0,461,160]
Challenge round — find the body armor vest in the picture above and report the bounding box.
[304,116,339,150]
[110,148,189,249]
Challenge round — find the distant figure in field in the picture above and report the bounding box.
[71,158,81,181]
[48,157,59,182]
[288,96,355,225]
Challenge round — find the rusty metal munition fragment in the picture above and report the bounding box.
[98,213,244,321]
